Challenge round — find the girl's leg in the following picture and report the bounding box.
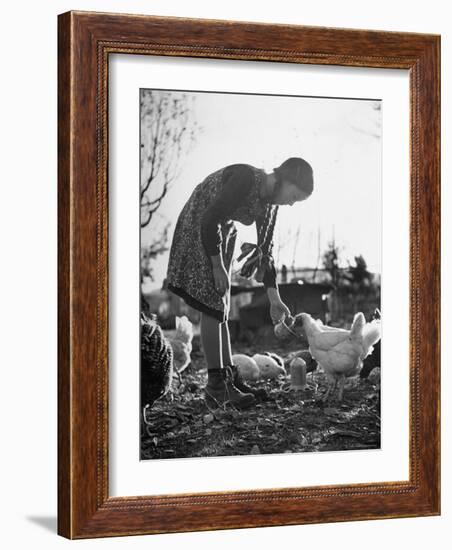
[221,320,270,402]
[200,312,222,370]
[201,312,255,409]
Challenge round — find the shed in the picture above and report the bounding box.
[239,282,332,330]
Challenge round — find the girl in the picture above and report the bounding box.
[166,157,314,409]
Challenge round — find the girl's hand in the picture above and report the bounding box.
[270,300,291,325]
[212,264,230,296]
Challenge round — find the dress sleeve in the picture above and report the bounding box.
[201,164,254,256]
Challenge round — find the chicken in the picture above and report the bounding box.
[368,366,381,385]
[293,311,381,401]
[360,309,381,379]
[141,313,174,423]
[166,315,193,375]
[252,353,286,379]
[232,354,260,381]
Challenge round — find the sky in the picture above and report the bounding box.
[141,89,382,288]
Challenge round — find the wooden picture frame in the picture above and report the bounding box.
[57,10,440,539]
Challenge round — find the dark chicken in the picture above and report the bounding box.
[140,312,174,423]
[360,308,381,378]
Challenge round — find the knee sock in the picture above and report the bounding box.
[220,321,233,366]
[200,313,223,374]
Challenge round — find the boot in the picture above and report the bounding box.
[204,367,256,410]
[226,364,270,401]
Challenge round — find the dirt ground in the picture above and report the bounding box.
[141,339,381,460]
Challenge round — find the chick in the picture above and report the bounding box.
[263,352,284,369]
[252,353,286,380]
[231,354,260,381]
[167,315,193,375]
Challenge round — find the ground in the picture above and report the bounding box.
[140,339,381,460]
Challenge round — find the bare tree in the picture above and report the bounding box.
[140,220,171,283]
[344,254,378,315]
[322,238,343,290]
[321,237,345,322]
[140,90,201,312]
[311,225,321,283]
[345,254,373,288]
[140,90,201,228]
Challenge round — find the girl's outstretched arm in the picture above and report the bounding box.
[267,287,291,324]
[255,211,291,323]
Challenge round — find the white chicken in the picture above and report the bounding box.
[252,353,286,380]
[294,312,381,401]
[231,354,260,381]
[166,316,193,376]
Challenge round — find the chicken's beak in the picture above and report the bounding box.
[293,313,303,325]
[292,314,305,332]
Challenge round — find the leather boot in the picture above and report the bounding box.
[204,367,256,410]
[225,364,270,401]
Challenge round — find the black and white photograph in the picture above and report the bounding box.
[0,0,444,545]
[140,87,382,460]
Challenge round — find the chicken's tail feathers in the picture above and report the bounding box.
[362,319,382,353]
[350,312,381,351]
[350,312,366,339]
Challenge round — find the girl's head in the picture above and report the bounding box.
[270,157,314,206]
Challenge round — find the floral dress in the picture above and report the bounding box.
[166,163,276,322]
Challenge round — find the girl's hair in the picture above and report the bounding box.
[272,157,314,199]
[260,158,312,269]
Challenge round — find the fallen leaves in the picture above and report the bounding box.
[141,342,381,460]
[203,413,214,424]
